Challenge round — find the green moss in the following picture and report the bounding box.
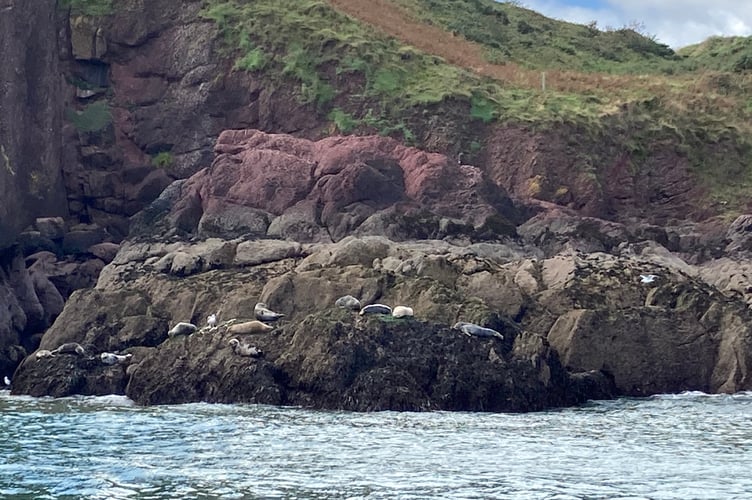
[59,0,113,16]
[151,151,174,169]
[65,101,112,132]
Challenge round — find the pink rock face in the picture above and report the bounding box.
[164,129,517,241]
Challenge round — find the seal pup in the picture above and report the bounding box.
[640,274,658,284]
[392,306,414,318]
[51,342,86,356]
[100,352,133,365]
[359,304,392,316]
[255,302,284,322]
[453,322,503,340]
[335,295,361,311]
[35,349,54,360]
[228,338,263,357]
[168,322,197,337]
[207,314,218,328]
[228,320,274,334]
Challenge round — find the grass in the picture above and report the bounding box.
[199,0,752,210]
[65,101,112,132]
[59,0,113,16]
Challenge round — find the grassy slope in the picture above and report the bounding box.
[200,0,752,213]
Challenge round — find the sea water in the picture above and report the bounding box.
[1,391,750,499]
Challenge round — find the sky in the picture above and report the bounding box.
[515,0,752,48]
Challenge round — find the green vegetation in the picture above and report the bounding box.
[392,0,677,74]
[59,0,113,16]
[151,151,175,169]
[199,0,752,209]
[65,101,112,132]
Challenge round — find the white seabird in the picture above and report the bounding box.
[640,274,658,284]
[207,314,218,328]
[3,376,10,387]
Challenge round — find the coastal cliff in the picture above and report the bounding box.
[4,0,752,410]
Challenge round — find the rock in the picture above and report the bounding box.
[62,228,108,255]
[135,129,519,242]
[35,217,66,241]
[87,242,120,263]
[0,0,67,250]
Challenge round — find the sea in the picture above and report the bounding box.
[1,390,750,499]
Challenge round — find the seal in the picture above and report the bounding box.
[51,342,87,356]
[453,321,503,340]
[35,349,54,360]
[255,302,284,322]
[359,304,392,316]
[168,322,197,337]
[335,295,361,311]
[228,338,263,357]
[228,320,274,334]
[392,306,414,318]
[100,352,133,365]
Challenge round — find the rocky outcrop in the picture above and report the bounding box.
[0,0,67,249]
[12,223,752,408]
[130,129,519,243]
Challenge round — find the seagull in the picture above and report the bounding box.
[640,274,658,284]
[254,302,284,322]
[3,376,10,387]
[207,314,217,328]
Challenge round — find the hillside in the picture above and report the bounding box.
[197,0,752,219]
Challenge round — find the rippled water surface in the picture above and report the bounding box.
[1,391,751,499]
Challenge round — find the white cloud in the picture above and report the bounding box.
[520,0,752,48]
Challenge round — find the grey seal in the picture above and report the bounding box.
[255,302,284,322]
[229,338,263,357]
[35,349,55,360]
[228,320,274,334]
[51,342,87,356]
[359,304,392,316]
[392,306,414,318]
[100,352,133,365]
[453,322,503,340]
[168,322,197,337]
[335,295,361,311]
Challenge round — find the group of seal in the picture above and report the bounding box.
[336,295,502,340]
[34,342,135,367]
[341,298,415,319]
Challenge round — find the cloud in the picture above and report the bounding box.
[519,0,752,48]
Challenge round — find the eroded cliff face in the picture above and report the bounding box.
[0,0,67,249]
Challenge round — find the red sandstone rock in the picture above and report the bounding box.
[163,129,518,242]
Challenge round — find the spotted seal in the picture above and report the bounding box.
[168,322,197,337]
[335,295,361,311]
[100,352,133,365]
[359,304,392,316]
[228,320,274,334]
[51,342,87,356]
[392,306,414,318]
[255,302,284,322]
[453,322,503,340]
[228,338,263,357]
